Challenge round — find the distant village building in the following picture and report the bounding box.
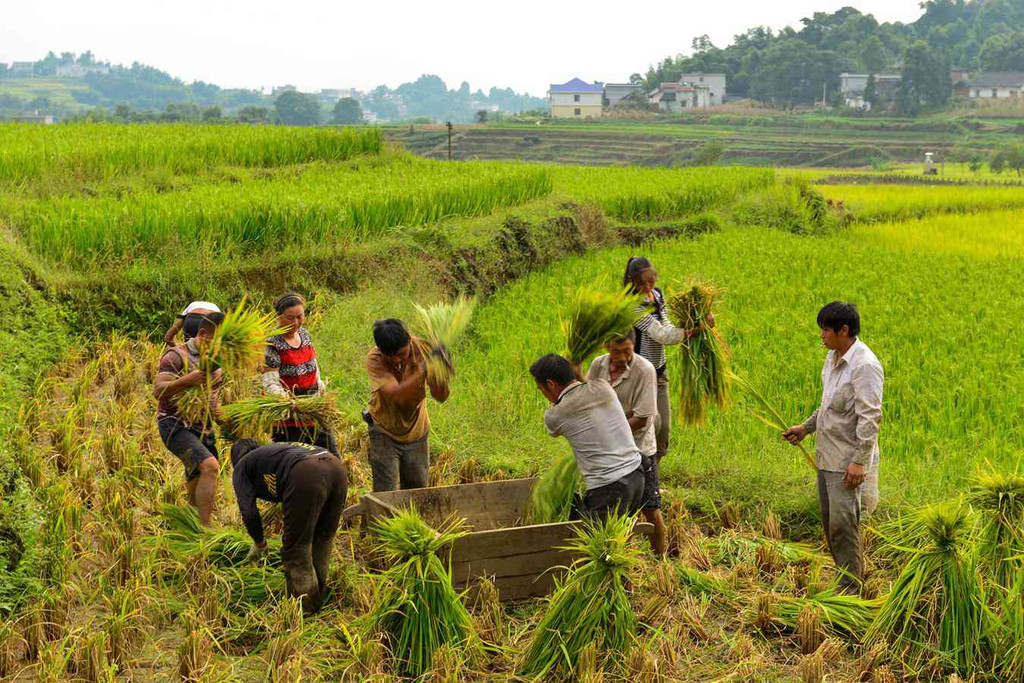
[12,114,55,124]
[9,61,34,76]
[603,83,643,107]
[318,88,359,104]
[547,77,603,118]
[648,82,710,112]
[839,73,902,109]
[271,85,297,96]
[950,68,972,97]
[967,72,1024,99]
[55,63,110,78]
[675,73,726,104]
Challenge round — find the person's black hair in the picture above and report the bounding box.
[608,328,636,345]
[623,256,654,292]
[275,292,306,315]
[373,318,411,355]
[529,354,576,387]
[197,311,226,335]
[816,301,860,338]
[230,438,261,467]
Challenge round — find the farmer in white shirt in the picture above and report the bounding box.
[784,301,883,593]
[531,354,644,520]
[586,329,665,553]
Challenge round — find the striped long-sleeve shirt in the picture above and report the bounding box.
[633,288,686,373]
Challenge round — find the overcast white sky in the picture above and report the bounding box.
[2,0,925,95]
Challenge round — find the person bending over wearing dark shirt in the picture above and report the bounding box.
[231,439,348,615]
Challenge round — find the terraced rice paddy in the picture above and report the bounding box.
[3,121,1024,681]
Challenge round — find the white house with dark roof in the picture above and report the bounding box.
[548,77,603,118]
[967,73,1024,99]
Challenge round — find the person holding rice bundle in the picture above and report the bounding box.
[154,312,226,527]
[364,318,449,492]
[230,438,348,615]
[586,329,666,554]
[623,257,715,460]
[262,292,340,458]
[531,353,645,520]
[163,300,221,348]
[783,301,883,594]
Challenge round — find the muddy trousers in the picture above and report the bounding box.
[817,469,863,593]
[281,455,348,614]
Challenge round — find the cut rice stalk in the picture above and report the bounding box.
[368,506,474,678]
[412,297,476,387]
[967,465,1024,588]
[221,393,343,441]
[865,500,989,676]
[730,372,815,471]
[665,280,729,425]
[520,513,640,679]
[203,298,285,377]
[562,288,642,368]
[524,452,580,525]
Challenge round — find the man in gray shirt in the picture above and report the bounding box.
[784,302,883,593]
[586,330,665,553]
[531,354,644,520]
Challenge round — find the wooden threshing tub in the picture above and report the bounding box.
[343,477,653,601]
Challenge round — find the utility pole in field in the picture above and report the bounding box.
[446,121,453,161]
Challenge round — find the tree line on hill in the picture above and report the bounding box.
[0,53,545,123]
[634,0,1024,113]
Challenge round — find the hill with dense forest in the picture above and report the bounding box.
[635,0,1024,111]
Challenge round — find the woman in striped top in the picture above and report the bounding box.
[262,292,340,458]
[624,257,715,460]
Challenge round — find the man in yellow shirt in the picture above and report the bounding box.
[364,318,449,491]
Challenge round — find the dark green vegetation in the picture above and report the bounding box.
[639,0,1024,111]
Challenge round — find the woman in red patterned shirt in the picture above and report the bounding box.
[262,292,340,457]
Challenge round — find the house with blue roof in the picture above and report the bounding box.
[547,77,603,118]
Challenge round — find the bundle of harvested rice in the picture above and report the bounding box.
[368,507,474,678]
[412,297,476,386]
[203,298,283,376]
[562,288,641,368]
[665,280,729,425]
[524,452,580,525]
[710,530,818,567]
[221,394,343,441]
[157,504,282,569]
[730,372,815,471]
[775,584,881,641]
[993,574,1024,681]
[520,513,640,678]
[967,467,1024,588]
[865,501,990,676]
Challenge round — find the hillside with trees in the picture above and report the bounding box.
[0,52,546,123]
[635,0,1024,111]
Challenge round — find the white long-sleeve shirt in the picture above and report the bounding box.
[802,339,884,472]
[634,288,685,372]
